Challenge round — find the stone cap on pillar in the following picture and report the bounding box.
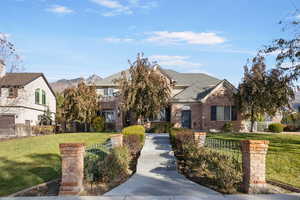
[240,140,269,153]
[59,143,85,155]
[111,134,123,138]
[194,132,207,136]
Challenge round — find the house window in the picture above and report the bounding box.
[102,110,116,122]
[104,88,114,97]
[35,89,40,104]
[211,106,237,121]
[42,90,46,105]
[8,88,18,98]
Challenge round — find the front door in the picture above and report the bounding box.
[181,110,191,129]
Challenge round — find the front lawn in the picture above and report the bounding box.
[207,133,300,189]
[0,132,113,196]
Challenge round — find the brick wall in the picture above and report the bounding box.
[171,85,243,131]
[201,85,242,131]
[171,103,202,130]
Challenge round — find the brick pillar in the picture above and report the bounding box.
[111,134,123,148]
[59,143,85,196]
[193,132,206,147]
[240,140,269,193]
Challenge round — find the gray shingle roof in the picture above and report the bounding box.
[163,69,221,102]
[95,68,222,102]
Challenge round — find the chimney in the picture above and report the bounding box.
[0,60,6,78]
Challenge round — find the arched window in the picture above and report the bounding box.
[35,89,40,104]
[42,90,46,105]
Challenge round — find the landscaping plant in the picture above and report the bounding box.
[122,125,146,143]
[172,129,242,194]
[100,146,132,183]
[92,116,105,132]
[268,123,284,133]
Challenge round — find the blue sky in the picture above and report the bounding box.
[0,0,299,85]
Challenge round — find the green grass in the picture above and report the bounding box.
[0,132,113,196]
[207,132,300,188]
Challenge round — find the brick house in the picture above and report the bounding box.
[93,68,243,131]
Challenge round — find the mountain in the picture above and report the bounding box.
[50,74,102,93]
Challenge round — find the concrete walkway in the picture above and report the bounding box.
[104,133,221,197]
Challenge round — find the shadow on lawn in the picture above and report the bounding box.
[0,153,61,196]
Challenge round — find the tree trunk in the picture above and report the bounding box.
[250,108,255,132]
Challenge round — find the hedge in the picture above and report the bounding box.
[122,125,146,143]
[268,123,284,133]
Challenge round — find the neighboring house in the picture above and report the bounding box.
[0,60,56,137]
[93,67,243,131]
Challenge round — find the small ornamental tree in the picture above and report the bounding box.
[115,53,173,124]
[236,56,294,132]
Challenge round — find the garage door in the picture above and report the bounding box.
[0,115,15,136]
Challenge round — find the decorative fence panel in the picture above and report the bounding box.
[204,137,242,162]
[85,140,112,160]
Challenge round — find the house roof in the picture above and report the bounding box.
[163,69,221,102]
[0,73,43,87]
[94,68,232,102]
[0,73,56,97]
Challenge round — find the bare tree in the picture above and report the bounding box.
[0,33,22,72]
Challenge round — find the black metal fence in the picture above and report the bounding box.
[85,140,112,161]
[204,137,242,161]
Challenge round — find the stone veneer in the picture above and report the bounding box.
[240,140,269,193]
[59,143,85,196]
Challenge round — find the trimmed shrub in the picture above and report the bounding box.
[222,122,233,132]
[92,116,105,132]
[178,141,242,193]
[123,134,142,155]
[122,125,146,143]
[32,125,55,135]
[169,128,193,145]
[268,123,284,133]
[101,146,132,183]
[149,122,172,133]
[84,153,104,183]
[84,146,132,184]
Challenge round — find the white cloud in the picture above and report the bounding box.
[147,31,225,45]
[104,37,135,43]
[295,14,300,19]
[46,5,74,14]
[0,33,11,40]
[149,55,202,69]
[89,0,157,16]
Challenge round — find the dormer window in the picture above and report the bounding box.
[8,88,18,98]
